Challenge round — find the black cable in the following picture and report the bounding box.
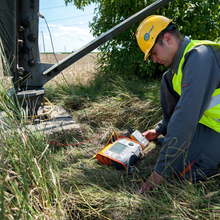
[40,5,75,10]
[39,14,92,23]
[118,110,134,133]
[119,109,149,133]
[39,24,86,30]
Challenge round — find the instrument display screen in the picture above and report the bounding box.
[108,142,127,154]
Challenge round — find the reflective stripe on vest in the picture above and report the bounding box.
[172,40,220,133]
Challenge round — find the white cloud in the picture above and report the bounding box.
[48,24,56,27]
[40,24,95,52]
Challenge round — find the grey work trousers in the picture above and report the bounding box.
[172,123,220,182]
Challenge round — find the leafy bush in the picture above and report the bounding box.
[65,0,220,78]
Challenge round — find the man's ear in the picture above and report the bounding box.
[163,32,173,45]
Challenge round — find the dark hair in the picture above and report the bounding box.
[155,22,183,45]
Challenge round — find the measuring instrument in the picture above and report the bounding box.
[96,130,149,170]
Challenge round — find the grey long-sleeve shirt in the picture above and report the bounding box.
[154,37,220,176]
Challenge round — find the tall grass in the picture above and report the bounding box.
[0,44,67,219]
[0,47,220,219]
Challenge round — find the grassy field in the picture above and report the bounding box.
[0,52,220,219]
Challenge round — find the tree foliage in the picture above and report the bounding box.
[64,0,220,78]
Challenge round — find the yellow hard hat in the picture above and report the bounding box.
[135,15,172,60]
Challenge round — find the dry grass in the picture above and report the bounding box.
[2,53,220,219]
[41,53,99,86]
[0,53,99,90]
[0,58,12,87]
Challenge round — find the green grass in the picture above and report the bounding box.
[0,48,220,219]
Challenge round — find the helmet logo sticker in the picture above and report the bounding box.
[144,25,154,41]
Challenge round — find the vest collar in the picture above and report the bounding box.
[172,37,191,74]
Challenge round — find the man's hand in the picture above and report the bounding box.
[137,171,163,194]
[142,129,160,141]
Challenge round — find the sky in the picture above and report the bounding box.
[38,0,97,53]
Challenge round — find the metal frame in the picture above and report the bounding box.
[0,0,172,115]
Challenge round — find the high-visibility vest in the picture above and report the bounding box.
[172,40,220,133]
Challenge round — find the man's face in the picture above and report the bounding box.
[149,39,174,67]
